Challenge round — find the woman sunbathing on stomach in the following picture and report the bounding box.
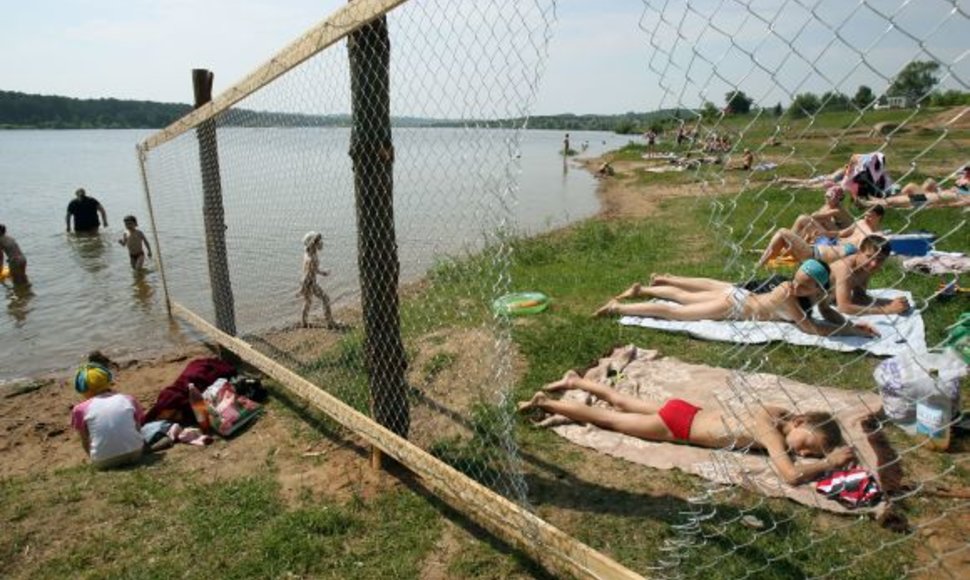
[593,260,878,338]
[518,372,855,485]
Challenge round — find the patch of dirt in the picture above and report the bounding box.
[418,519,469,580]
[0,342,397,507]
[578,156,743,220]
[407,327,527,449]
[921,106,970,131]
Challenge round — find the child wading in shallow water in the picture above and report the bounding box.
[118,215,152,270]
[300,231,337,329]
[519,371,855,485]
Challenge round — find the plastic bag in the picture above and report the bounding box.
[202,378,262,437]
[873,348,966,425]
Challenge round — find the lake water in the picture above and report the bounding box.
[1,128,632,381]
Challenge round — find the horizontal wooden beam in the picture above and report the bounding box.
[171,302,645,580]
[141,0,410,152]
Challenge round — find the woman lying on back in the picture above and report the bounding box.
[519,371,855,485]
[593,260,879,338]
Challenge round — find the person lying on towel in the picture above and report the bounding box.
[856,175,970,209]
[519,372,855,486]
[593,260,879,338]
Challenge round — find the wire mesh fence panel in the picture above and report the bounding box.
[634,0,970,577]
[140,0,556,512]
[138,0,970,576]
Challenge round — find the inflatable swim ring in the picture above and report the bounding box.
[492,291,550,317]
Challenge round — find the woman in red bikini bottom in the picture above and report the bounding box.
[519,371,855,485]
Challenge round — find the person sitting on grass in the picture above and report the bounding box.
[518,371,855,486]
[757,227,860,267]
[758,201,881,267]
[791,186,855,242]
[829,235,910,316]
[593,261,879,338]
[70,361,146,470]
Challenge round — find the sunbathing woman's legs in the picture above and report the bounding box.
[650,274,732,293]
[635,286,726,305]
[757,228,812,267]
[595,296,733,320]
[792,214,828,241]
[523,393,674,441]
[543,371,661,415]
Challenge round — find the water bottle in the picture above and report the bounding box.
[188,383,211,434]
[916,394,951,452]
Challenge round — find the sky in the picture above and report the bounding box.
[1,0,967,116]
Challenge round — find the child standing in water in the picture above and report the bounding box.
[0,224,29,286]
[300,231,337,329]
[118,215,152,270]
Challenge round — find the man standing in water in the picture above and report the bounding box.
[66,188,108,233]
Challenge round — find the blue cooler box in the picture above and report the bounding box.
[888,233,934,256]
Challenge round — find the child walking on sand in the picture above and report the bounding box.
[118,215,152,270]
[300,231,337,328]
[70,360,146,469]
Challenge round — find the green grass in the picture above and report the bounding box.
[381,107,970,575]
[141,107,964,577]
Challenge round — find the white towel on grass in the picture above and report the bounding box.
[619,289,926,357]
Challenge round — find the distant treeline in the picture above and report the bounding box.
[0,90,441,129]
[0,90,193,129]
[1,90,683,132]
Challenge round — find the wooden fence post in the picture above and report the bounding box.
[193,69,237,336]
[348,15,410,439]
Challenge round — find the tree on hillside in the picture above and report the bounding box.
[787,92,821,118]
[725,90,753,115]
[820,91,852,112]
[887,60,940,104]
[853,85,875,109]
[930,89,970,107]
[701,101,720,120]
[772,102,783,116]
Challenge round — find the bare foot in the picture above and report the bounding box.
[516,391,548,414]
[651,273,673,286]
[593,299,619,318]
[615,283,643,301]
[543,370,580,393]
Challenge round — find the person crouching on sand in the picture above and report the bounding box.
[70,362,146,469]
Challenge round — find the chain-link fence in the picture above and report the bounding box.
[635,0,969,577]
[139,0,969,577]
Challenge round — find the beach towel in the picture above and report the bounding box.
[902,251,970,275]
[543,345,896,515]
[618,289,925,357]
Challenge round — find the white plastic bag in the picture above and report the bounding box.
[873,348,966,425]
